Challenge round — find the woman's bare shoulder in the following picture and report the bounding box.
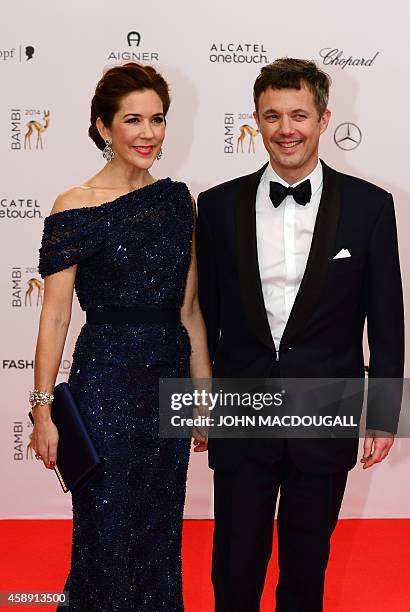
[49,186,95,215]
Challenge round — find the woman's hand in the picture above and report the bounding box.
[193,435,208,452]
[29,408,59,469]
[192,405,209,452]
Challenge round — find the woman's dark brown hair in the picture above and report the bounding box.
[253,58,331,118]
[89,62,170,150]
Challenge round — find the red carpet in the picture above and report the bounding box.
[0,519,409,611]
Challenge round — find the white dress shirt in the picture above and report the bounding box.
[255,160,323,354]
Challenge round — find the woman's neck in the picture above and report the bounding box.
[87,159,154,191]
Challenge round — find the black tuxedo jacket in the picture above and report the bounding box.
[196,160,404,473]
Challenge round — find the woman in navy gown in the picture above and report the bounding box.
[29,63,210,611]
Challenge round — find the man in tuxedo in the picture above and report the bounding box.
[196,58,404,611]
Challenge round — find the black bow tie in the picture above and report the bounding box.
[269,179,312,208]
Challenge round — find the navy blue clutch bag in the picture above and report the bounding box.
[28,382,100,493]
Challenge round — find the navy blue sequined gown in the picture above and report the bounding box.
[38,179,193,611]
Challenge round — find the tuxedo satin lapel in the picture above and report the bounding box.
[281,161,342,348]
[235,163,275,351]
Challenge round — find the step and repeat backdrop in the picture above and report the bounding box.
[1,0,410,519]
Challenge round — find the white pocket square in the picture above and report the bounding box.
[333,248,351,259]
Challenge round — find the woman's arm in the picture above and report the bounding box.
[31,265,77,469]
[30,192,81,469]
[180,199,212,451]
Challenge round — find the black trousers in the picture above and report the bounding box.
[212,445,348,612]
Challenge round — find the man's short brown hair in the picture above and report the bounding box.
[253,58,331,117]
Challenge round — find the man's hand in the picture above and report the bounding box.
[361,430,394,469]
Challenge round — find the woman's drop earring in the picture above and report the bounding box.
[156,147,163,160]
[102,138,114,162]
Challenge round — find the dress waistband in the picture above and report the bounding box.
[86,306,180,325]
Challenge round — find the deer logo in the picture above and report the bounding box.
[237,124,259,153]
[25,278,44,306]
[24,110,50,150]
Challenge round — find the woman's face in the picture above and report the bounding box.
[100,89,166,170]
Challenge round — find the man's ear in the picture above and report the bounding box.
[319,108,331,135]
[253,110,260,130]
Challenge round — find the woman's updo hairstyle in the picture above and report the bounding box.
[89,62,170,151]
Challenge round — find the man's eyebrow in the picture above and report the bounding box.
[261,108,278,116]
[261,108,309,116]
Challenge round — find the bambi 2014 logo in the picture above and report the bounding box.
[224,113,260,154]
[11,267,43,307]
[10,109,50,151]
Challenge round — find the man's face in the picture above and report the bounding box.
[253,84,330,183]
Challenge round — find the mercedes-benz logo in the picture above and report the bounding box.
[334,122,362,151]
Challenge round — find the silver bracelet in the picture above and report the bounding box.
[29,389,54,407]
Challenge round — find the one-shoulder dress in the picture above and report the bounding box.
[38,179,193,611]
